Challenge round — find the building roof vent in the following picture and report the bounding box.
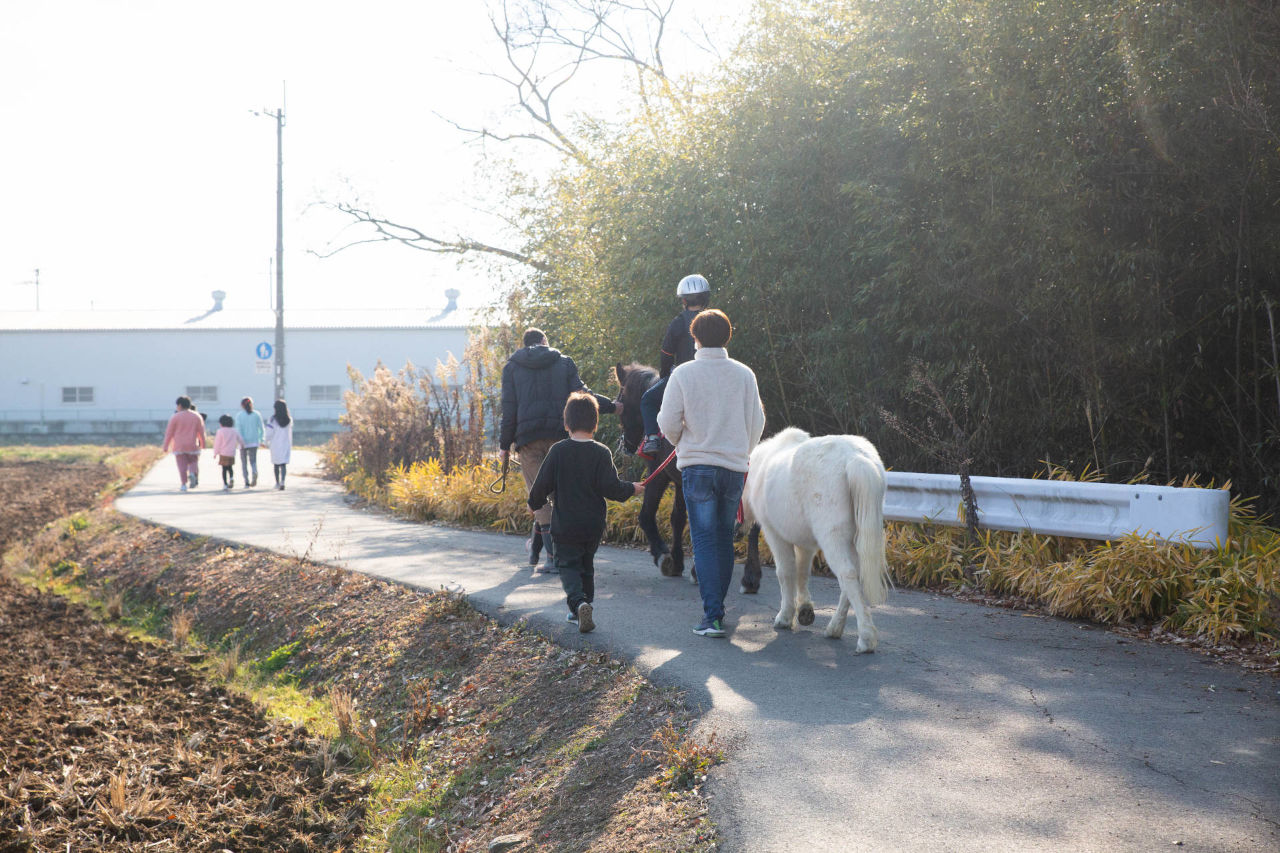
[185,290,228,324]
[427,288,462,323]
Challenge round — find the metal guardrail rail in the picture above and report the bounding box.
[884,472,1230,549]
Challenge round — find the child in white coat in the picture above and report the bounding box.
[264,398,294,490]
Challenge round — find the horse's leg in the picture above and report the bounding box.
[823,542,877,652]
[670,473,689,580]
[794,546,817,627]
[638,481,669,572]
[740,522,762,594]
[829,590,851,638]
[765,528,799,630]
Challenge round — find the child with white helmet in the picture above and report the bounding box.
[639,273,711,458]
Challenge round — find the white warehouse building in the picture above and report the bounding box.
[0,289,474,441]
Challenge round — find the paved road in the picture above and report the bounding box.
[119,452,1279,852]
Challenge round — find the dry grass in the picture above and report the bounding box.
[218,641,241,681]
[338,451,1280,649]
[169,608,194,647]
[94,769,174,828]
[642,722,724,791]
[328,687,358,740]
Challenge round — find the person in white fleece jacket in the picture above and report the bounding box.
[657,309,766,637]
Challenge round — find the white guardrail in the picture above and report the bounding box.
[883,472,1230,549]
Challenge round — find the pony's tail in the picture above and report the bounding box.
[847,452,890,607]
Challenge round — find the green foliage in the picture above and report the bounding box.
[259,641,302,674]
[508,0,1280,513]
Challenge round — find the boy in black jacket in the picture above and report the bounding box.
[528,392,644,632]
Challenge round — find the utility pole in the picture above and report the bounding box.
[273,104,285,403]
[254,101,286,402]
[16,268,39,310]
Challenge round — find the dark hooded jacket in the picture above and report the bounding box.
[500,345,616,451]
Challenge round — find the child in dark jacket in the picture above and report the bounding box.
[528,392,644,632]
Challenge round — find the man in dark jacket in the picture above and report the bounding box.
[499,328,619,572]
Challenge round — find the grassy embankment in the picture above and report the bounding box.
[3,445,721,852]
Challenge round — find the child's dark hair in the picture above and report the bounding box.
[219,414,234,427]
[690,309,732,348]
[273,399,292,427]
[175,395,192,410]
[523,327,547,347]
[682,292,710,310]
[564,392,598,434]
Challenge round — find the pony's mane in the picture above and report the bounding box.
[617,362,658,400]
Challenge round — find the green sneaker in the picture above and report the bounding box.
[692,618,725,638]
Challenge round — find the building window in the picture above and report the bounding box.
[61,386,94,404]
[186,385,218,403]
[310,384,342,403]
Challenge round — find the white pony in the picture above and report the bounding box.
[742,427,890,653]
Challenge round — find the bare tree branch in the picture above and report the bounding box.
[321,0,695,270]
[310,202,551,272]
[451,0,685,163]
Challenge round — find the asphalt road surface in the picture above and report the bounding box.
[119,451,1279,852]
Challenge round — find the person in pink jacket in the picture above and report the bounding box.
[162,395,207,492]
[212,414,245,490]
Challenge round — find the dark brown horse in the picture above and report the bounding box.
[613,362,690,579]
[742,520,763,595]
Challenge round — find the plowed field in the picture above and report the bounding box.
[0,459,366,851]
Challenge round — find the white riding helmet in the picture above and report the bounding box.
[676,274,710,297]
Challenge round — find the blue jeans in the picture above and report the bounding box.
[682,465,745,624]
[640,376,667,436]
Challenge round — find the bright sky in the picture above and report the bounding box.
[0,0,748,315]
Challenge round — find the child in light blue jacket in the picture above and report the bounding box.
[233,396,265,488]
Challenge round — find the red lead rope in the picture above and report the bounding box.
[638,450,749,526]
[736,471,748,524]
[639,448,679,488]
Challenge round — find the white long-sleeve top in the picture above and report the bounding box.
[264,417,293,465]
[656,347,765,473]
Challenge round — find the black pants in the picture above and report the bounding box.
[274,463,287,486]
[221,464,234,487]
[555,539,599,614]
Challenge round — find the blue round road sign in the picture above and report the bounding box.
[256,342,273,359]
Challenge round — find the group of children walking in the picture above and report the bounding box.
[161,395,294,492]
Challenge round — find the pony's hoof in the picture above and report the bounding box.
[854,638,877,654]
[824,625,845,640]
[798,603,815,626]
[659,554,677,577]
[688,567,698,584]
[739,583,758,595]
[773,615,793,630]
